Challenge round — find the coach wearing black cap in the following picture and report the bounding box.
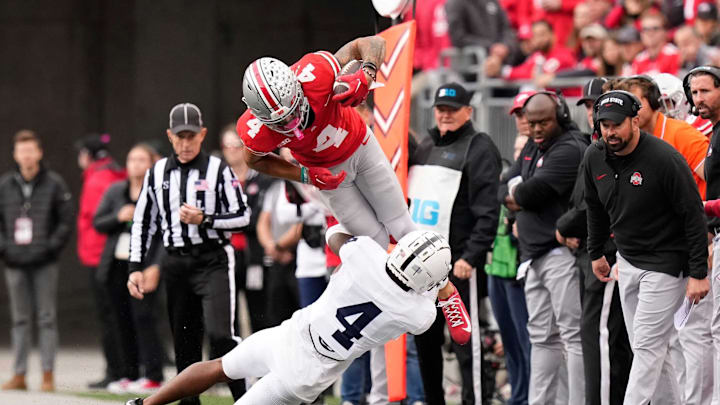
[585,90,709,405]
[127,103,250,404]
[410,82,501,404]
[577,77,609,133]
[559,78,633,405]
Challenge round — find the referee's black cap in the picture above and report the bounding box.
[169,103,204,134]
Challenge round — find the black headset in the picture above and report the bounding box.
[683,65,720,116]
[592,90,642,135]
[525,90,573,128]
[624,75,661,110]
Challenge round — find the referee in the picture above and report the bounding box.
[127,103,250,404]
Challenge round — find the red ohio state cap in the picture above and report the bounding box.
[509,91,537,115]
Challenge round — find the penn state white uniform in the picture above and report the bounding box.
[221,236,438,404]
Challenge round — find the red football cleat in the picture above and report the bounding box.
[438,289,472,345]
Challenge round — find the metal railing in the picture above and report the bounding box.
[409,47,597,160]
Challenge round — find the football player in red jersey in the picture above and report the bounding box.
[236,35,416,249]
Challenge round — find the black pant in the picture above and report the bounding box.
[415,275,487,405]
[265,259,299,328]
[233,249,269,332]
[577,250,632,405]
[105,259,166,382]
[90,266,124,381]
[163,247,245,404]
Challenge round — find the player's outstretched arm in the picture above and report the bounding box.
[141,359,231,405]
[243,147,303,183]
[334,35,386,74]
[242,147,346,190]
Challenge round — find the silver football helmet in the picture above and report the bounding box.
[242,57,310,134]
[653,73,690,120]
[387,230,452,293]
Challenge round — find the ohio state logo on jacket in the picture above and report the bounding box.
[630,171,643,186]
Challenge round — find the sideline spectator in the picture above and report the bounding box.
[220,125,274,333]
[499,93,587,404]
[585,90,709,405]
[93,143,166,394]
[127,103,250,405]
[0,130,73,393]
[485,20,576,81]
[675,25,720,69]
[695,2,720,46]
[446,0,517,64]
[631,11,681,74]
[76,133,128,389]
[410,82,501,404]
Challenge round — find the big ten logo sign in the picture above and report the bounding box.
[410,198,439,226]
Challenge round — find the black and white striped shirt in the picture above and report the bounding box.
[129,152,250,272]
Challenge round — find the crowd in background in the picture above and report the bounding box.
[7,0,720,404]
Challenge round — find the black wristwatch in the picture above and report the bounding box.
[201,213,214,228]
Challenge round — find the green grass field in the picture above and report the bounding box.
[75,391,343,405]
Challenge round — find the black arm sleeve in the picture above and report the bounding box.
[666,153,708,279]
[583,151,612,261]
[556,167,588,238]
[48,174,74,253]
[513,178,557,210]
[93,185,124,234]
[461,138,502,267]
[498,151,522,205]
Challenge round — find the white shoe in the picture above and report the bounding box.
[107,378,132,394]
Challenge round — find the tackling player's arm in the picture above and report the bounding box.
[327,231,353,256]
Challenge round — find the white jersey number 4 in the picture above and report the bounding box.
[314,124,349,152]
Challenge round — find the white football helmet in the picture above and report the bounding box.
[652,73,690,120]
[387,230,452,293]
[242,57,310,134]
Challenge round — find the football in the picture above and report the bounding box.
[333,59,363,95]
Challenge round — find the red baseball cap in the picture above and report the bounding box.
[509,91,537,115]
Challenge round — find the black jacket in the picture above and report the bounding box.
[94,180,162,282]
[0,166,73,268]
[499,130,586,261]
[705,122,720,232]
[584,132,708,279]
[412,121,502,269]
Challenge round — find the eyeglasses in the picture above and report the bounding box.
[641,26,664,33]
